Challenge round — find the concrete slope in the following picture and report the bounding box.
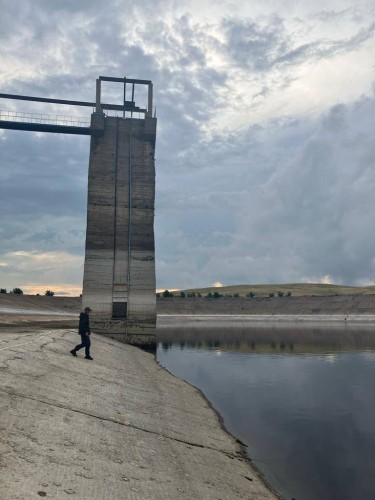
[0,329,279,500]
[157,295,375,315]
[0,295,80,330]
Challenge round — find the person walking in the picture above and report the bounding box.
[70,306,93,360]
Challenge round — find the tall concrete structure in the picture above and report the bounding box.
[0,77,157,345]
[82,77,157,346]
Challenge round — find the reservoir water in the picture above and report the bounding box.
[156,322,375,500]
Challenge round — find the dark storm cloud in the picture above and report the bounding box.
[155,92,375,288]
[234,98,375,285]
[222,17,287,71]
[0,130,88,261]
[0,132,88,216]
[223,16,375,71]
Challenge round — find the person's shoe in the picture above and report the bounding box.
[85,356,93,360]
[70,350,77,357]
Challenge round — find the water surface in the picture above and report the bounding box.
[156,324,375,500]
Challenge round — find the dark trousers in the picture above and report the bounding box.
[73,334,91,357]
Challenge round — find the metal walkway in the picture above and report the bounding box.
[0,110,91,135]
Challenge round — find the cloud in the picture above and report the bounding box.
[0,0,374,292]
[155,92,375,288]
[0,251,84,294]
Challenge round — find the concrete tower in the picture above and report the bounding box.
[82,77,157,346]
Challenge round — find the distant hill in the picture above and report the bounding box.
[178,283,375,297]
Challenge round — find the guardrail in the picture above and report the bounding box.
[0,110,90,128]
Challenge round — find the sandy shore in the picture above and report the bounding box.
[0,315,280,499]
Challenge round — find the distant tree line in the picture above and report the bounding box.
[0,288,24,295]
[0,288,55,296]
[156,290,293,298]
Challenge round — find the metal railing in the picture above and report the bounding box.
[0,110,90,128]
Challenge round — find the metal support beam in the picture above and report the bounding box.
[96,79,102,113]
[99,76,152,85]
[0,120,90,135]
[147,83,153,118]
[0,93,143,112]
[0,93,95,108]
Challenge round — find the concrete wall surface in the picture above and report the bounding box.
[0,328,280,500]
[83,114,156,344]
[157,294,375,315]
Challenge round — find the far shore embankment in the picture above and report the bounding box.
[157,294,375,316]
[2,293,375,329]
[0,294,80,329]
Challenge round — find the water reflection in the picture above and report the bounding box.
[156,324,375,500]
[158,323,375,354]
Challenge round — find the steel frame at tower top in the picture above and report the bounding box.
[0,76,154,135]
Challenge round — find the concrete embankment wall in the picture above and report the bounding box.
[2,294,375,316]
[157,295,375,315]
[1,329,280,500]
[83,114,157,339]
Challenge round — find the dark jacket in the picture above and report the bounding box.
[79,312,91,335]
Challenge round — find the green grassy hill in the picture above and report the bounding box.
[178,283,375,297]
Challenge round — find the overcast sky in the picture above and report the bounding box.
[0,0,374,295]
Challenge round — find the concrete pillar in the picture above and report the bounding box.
[82,113,157,346]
